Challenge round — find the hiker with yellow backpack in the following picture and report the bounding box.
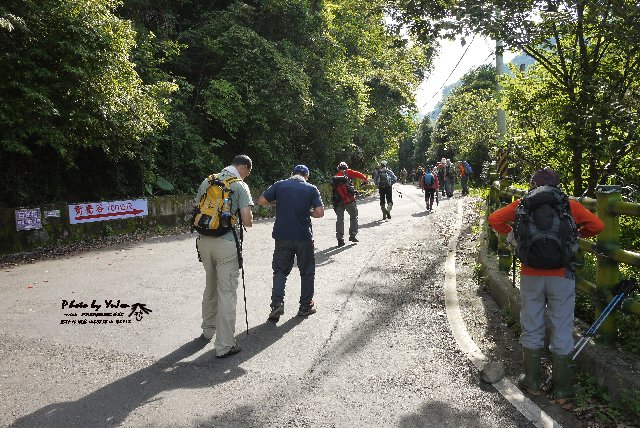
[192,154,254,358]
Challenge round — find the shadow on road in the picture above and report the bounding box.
[315,245,353,266]
[399,401,498,427]
[358,219,385,229]
[10,318,304,428]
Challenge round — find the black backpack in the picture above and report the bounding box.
[377,169,391,188]
[513,186,578,269]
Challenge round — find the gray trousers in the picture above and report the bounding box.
[197,235,239,356]
[519,275,575,355]
[334,201,358,239]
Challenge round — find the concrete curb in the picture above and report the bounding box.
[478,221,640,404]
[447,200,561,428]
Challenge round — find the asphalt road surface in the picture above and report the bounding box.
[0,183,536,428]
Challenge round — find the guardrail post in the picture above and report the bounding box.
[496,178,513,271]
[594,185,622,346]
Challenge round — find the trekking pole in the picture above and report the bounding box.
[542,278,637,389]
[571,278,637,360]
[240,265,249,336]
[232,225,249,336]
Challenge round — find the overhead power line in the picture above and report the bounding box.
[423,34,477,107]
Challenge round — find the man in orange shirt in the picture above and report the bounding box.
[488,168,604,402]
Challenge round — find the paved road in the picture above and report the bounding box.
[0,184,534,427]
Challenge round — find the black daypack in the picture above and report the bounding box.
[377,169,391,188]
[513,186,578,269]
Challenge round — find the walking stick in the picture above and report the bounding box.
[571,278,637,360]
[543,278,637,388]
[232,225,249,336]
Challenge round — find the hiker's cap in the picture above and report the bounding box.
[292,164,309,176]
[380,160,387,166]
[530,167,560,187]
[337,161,348,170]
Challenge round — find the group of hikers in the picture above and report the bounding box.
[192,155,373,358]
[191,154,605,408]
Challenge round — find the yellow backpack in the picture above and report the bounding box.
[191,174,240,236]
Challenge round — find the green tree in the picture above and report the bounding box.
[412,116,433,167]
[0,0,175,206]
[428,65,497,172]
[391,0,640,195]
[123,0,432,187]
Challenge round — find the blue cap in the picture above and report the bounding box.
[292,164,310,176]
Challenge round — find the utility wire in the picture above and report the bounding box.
[423,34,477,106]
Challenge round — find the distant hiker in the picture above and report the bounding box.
[374,161,397,220]
[458,160,472,196]
[415,166,425,187]
[332,162,368,247]
[400,168,408,184]
[436,158,446,197]
[488,167,603,402]
[444,159,455,197]
[192,154,254,358]
[257,165,324,321]
[420,166,439,211]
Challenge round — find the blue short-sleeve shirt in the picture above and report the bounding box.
[261,176,323,241]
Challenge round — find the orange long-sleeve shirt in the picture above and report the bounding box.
[487,198,604,277]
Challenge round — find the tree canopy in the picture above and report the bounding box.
[391,0,640,196]
[1,0,433,206]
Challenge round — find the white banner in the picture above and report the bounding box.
[69,199,148,224]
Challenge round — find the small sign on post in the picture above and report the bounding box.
[68,199,148,225]
[15,208,42,231]
[44,210,61,218]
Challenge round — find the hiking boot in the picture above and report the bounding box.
[216,344,241,358]
[268,303,284,320]
[298,301,317,317]
[349,236,359,242]
[337,239,345,247]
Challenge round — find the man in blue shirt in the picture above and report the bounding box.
[257,165,325,321]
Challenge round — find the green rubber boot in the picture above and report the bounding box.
[518,347,542,395]
[552,353,575,402]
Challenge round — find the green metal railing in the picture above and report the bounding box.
[486,170,640,346]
